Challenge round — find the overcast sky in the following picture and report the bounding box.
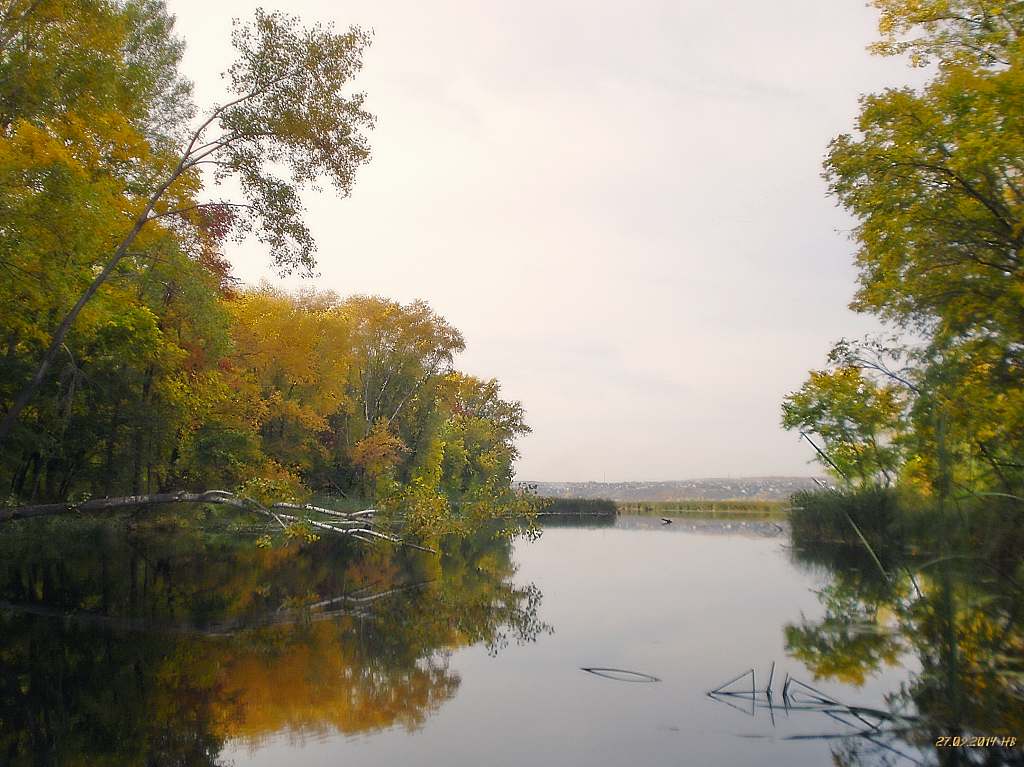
[167,0,919,482]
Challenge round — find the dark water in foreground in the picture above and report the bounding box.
[1,513,1021,765]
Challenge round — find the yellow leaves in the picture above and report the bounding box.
[236,461,309,506]
[1,109,152,184]
[380,478,454,537]
[350,420,406,480]
[0,109,171,307]
[0,120,72,168]
[227,285,352,434]
[266,393,329,433]
[63,109,151,167]
[898,455,935,495]
[282,522,319,544]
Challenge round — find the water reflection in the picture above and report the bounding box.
[784,540,1024,766]
[0,515,550,766]
[3,513,1022,767]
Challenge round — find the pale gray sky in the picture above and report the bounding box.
[168,0,917,482]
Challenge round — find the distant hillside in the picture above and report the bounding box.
[527,477,826,502]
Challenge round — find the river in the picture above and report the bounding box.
[1,513,1020,765]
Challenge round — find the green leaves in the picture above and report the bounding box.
[786,1,1024,498]
[782,364,906,486]
[215,9,375,276]
[870,0,1024,68]
[825,66,1024,338]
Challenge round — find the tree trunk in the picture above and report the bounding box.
[0,166,181,448]
[0,490,432,551]
[102,401,124,498]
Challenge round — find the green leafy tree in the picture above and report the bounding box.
[785,0,1024,497]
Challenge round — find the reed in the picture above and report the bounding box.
[539,498,617,516]
[788,487,901,548]
[617,499,786,515]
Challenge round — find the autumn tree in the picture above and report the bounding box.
[340,296,465,435]
[784,0,1024,496]
[0,4,534,538]
[0,3,374,446]
[226,286,351,484]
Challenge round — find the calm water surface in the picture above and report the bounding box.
[1,514,1021,765]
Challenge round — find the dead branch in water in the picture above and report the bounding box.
[0,490,435,553]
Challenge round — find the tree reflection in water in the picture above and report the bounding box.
[0,512,550,766]
[784,538,1024,766]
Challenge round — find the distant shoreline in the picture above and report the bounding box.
[527,476,825,503]
[540,497,790,519]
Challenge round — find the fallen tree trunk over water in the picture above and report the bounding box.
[0,489,435,552]
[1,489,251,522]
